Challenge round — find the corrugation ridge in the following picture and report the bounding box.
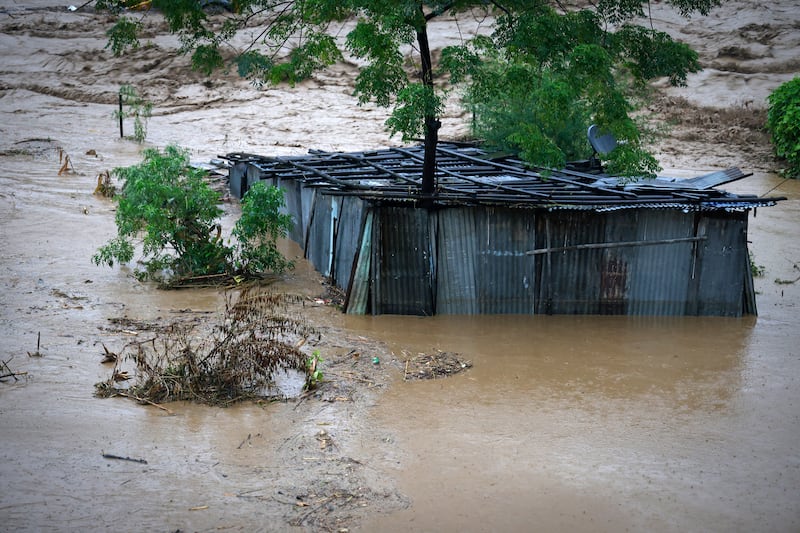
[436,208,479,314]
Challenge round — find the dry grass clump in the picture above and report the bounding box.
[96,287,318,406]
[649,95,769,144]
[93,170,116,198]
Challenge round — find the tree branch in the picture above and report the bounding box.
[425,2,456,21]
[490,1,511,17]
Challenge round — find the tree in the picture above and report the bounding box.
[98,0,723,183]
[443,2,716,176]
[92,145,293,284]
[92,145,231,282]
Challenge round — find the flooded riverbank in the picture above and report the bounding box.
[1,1,798,531]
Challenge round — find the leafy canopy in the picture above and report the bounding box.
[93,145,293,284]
[767,76,800,178]
[442,2,710,175]
[98,0,722,178]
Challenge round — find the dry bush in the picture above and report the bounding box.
[96,287,318,405]
[646,92,782,171]
[650,95,769,143]
[93,170,116,198]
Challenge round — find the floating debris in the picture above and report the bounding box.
[403,350,472,380]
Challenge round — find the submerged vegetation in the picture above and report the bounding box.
[96,288,320,406]
[92,145,294,285]
[114,84,152,143]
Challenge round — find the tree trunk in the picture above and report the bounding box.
[416,21,439,197]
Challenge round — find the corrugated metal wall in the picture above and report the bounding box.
[599,211,638,315]
[243,162,753,317]
[436,208,480,314]
[332,196,366,289]
[694,213,749,316]
[536,211,605,314]
[305,193,337,277]
[279,178,305,246]
[373,207,434,315]
[626,210,696,316]
[229,162,247,199]
[340,204,749,316]
[475,207,537,314]
[346,211,373,315]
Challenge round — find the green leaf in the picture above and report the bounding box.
[232,181,295,275]
[767,76,800,177]
[192,44,224,75]
[105,17,141,56]
[385,83,443,141]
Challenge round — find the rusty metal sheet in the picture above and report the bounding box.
[373,206,433,315]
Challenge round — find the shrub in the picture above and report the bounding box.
[233,181,294,275]
[767,77,800,178]
[93,145,293,284]
[114,85,152,143]
[456,54,661,178]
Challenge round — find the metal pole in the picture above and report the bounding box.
[526,236,707,255]
[119,93,123,139]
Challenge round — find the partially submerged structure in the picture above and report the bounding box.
[224,144,784,317]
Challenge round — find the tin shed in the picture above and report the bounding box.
[224,144,783,317]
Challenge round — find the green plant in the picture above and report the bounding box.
[233,181,294,275]
[767,76,800,178]
[105,16,142,56]
[305,350,324,390]
[93,145,229,282]
[93,146,294,285]
[750,251,765,278]
[114,84,152,143]
[443,6,696,178]
[98,1,723,189]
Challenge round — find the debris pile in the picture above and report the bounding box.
[95,288,318,405]
[403,350,472,380]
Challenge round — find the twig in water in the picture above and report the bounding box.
[775,266,800,285]
[27,332,42,357]
[102,453,148,464]
[113,391,174,414]
[237,433,252,449]
[1,357,28,382]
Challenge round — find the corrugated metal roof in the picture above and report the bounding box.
[223,143,785,211]
[227,144,772,317]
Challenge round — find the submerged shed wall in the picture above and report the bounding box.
[374,207,434,315]
[355,206,749,316]
[435,207,479,314]
[247,166,754,317]
[332,196,366,290]
[537,210,606,315]
[624,210,695,316]
[694,213,750,316]
[475,208,537,314]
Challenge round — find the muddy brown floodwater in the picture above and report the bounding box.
[1,1,799,532]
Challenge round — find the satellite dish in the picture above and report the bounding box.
[587,124,617,155]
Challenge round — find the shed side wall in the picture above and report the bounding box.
[374,206,434,315]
